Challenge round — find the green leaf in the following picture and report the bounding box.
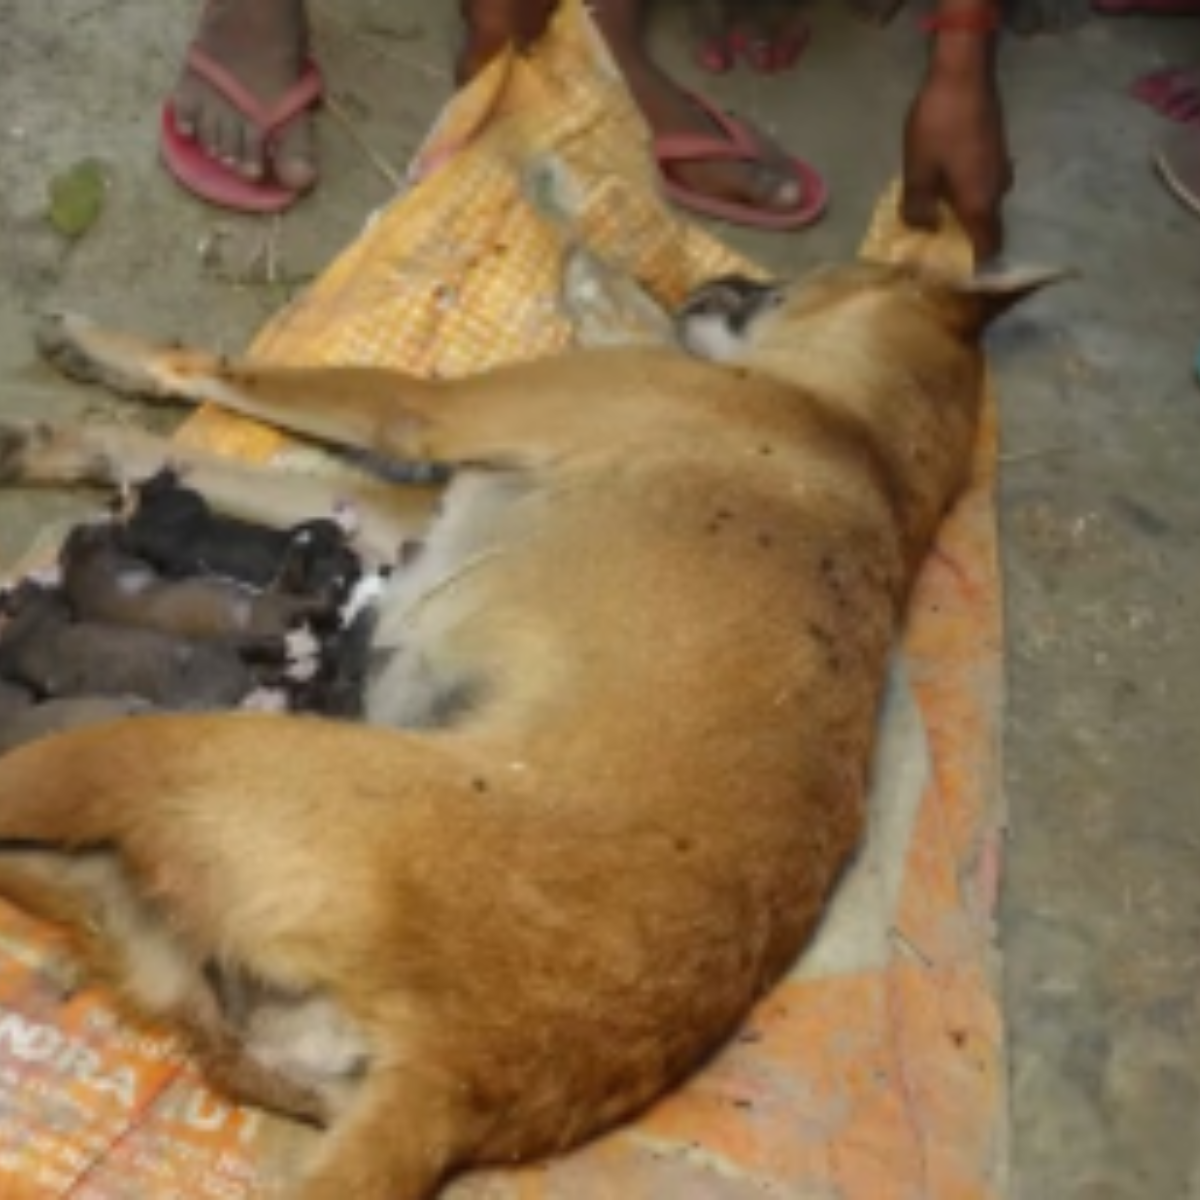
[46,160,108,239]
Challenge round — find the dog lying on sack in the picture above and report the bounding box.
[0,256,1061,1199]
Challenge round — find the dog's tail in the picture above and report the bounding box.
[0,717,160,848]
[0,712,317,848]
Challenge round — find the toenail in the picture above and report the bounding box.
[775,179,802,207]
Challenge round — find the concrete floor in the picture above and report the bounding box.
[1,2,1199,1197]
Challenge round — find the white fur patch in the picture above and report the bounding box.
[677,313,746,363]
[285,657,319,684]
[339,571,387,629]
[246,994,368,1083]
[240,688,290,713]
[285,626,320,662]
[332,501,360,537]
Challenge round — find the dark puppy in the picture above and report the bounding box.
[61,523,334,644]
[288,607,379,718]
[284,567,395,718]
[0,678,33,725]
[119,468,360,600]
[0,581,251,708]
[0,695,154,756]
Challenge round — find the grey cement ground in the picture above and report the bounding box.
[1,2,1199,1197]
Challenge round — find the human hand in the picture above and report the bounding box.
[900,44,1013,264]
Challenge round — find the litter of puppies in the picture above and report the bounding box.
[0,468,390,754]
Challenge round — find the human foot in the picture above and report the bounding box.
[594,0,811,217]
[171,0,317,190]
[691,0,809,75]
[622,60,810,216]
[454,0,818,222]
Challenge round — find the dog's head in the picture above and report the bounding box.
[675,260,1069,376]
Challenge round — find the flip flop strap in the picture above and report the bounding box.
[185,46,323,135]
[654,134,768,167]
[654,89,769,167]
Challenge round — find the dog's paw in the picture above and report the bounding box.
[0,420,51,484]
[0,419,108,489]
[36,312,105,384]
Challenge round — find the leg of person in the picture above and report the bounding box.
[598,0,825,226]
[456,0,558,81]
[457,0,825,228]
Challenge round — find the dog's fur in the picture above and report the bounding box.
[0,258,1060,1199]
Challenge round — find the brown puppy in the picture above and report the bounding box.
[0,678,33,724]
[0,695,154,756]
[0,259,1061,1199]
[60,521,333,644]
[0,580,253,709]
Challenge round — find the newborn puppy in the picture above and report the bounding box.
[288,607,380,718]
[0,581,251,708]
[61,523,335,643]
[119,468,361,600]
[0,695,153,756]
[286,567,393,717]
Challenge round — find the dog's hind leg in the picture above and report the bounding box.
[0,715,484,1196]
[0,851,333,1124]
[295,1067,463,1200]
[0,419,438,562]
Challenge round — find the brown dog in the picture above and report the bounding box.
[0,258,1061,1199]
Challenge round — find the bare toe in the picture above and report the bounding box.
[239,124,267,180]
[748,161,802,210]
[273,117,318,191]
[173,74,203,137]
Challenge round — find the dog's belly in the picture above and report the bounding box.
[364,470,526,730]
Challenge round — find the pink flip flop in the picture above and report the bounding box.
[160,46,324,214]
[654,93,827,231]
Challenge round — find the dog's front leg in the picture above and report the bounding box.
[0,419,437,563]
[37,311,682,472]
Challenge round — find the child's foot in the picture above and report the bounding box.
[171,0,318,189]
[692,0,810,76]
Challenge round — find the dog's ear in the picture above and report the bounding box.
[930,265,1074,337]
